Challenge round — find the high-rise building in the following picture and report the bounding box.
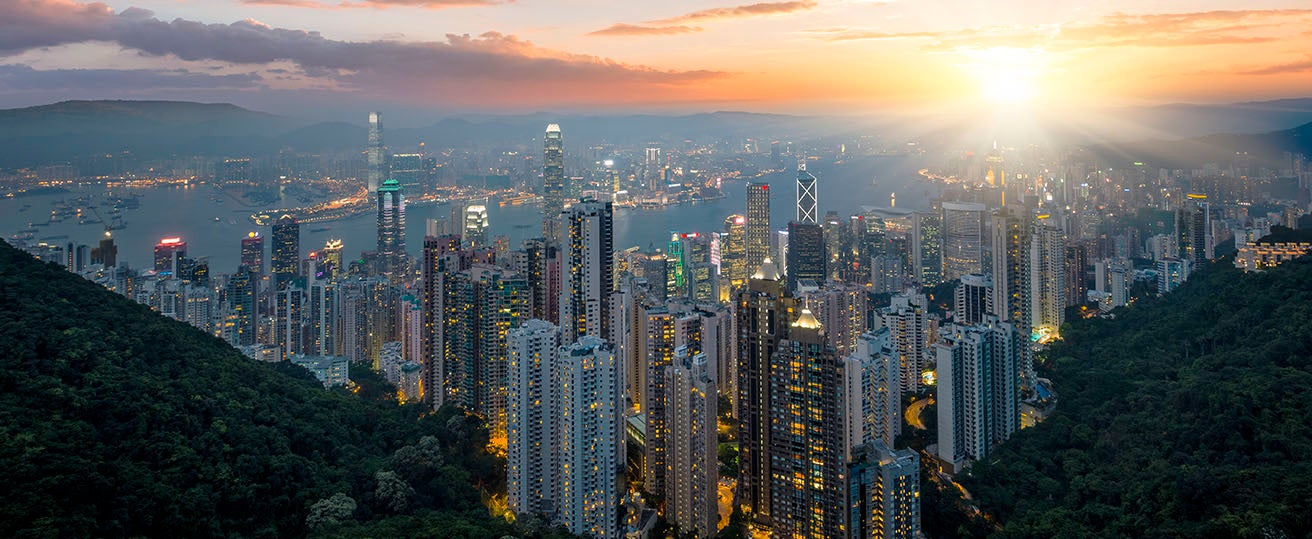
[786,221,826,292]
[543,124,565,246]
[507,319,561,518]
[419,234,463,407]
[92,231,117,268]
[1175,199,1211,263]
[664,347,718,539]
[941,202,986,280]
[556,336,623,539]
[991,206,1032,380]
[935,317,1022,472]
[913,207,943,286]
[448,264,530,438]
[321,239,344,280]
[153,237,186,274]
[843,329,900,452]
[1063,242,1088,307]
[271,215,300,290]
[1029,218,1065,337]
[275,279,308,360]
[225,265,257,346]
[390,152,424,191]
[879,291,931,394]
[377,179,407,275]
[240,232,264,275]
[722,214,748,287]
[559,198,614,344]
[679,232,719,302]
[803,284,868,357]
[367,112,385,193]
[735,258,796,525]
[745,182,772,273]
[769,309,846,538]
[796,164,818,224]
[954,273,992,325]
[464,204,490,249]
[1156,257,1190,294]
[846,443,921,539]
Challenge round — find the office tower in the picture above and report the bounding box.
[879,291,930,394]
[559,198,614,344]
[226,265,257,346]
[680,232,718,302]
[985,146,1005,189]
[852,214,885,284]
[377,179,407,275]
[796,164,818,224]
[990,205,1030,325]
[92,231,117,268]
[240,232,264,275]
[556,336,623,539]
[786,221,825,292]
[321,239,344,280]
[390,152,424,191]
[954,273,992,325]
[803,284,868,357]
[745,182,771,273]
[367,111,385,193]
[843,329,900,453]
[271,214,300,290]
[420,234,463,407]
[1029,218,1065,336]
[941,202,986,280]
[769,309,846,538]
[935,317,1021,471]
[1175,199,1211,263]
[1063,243,1088,307]
[153,237,186,274]
[543,124,565,246]
[736,258,796,525]
[664,347,718,539]
[722,214,748,287]
[449,264,530,437]
[507,319,561,518]
[913,207,943,286]
[463,204,490,249]
[846,443,921,539]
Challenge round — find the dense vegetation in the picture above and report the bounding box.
[0,240,570,538]
[961,249,1312,537]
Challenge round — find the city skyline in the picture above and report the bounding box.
[3,0,1312,116]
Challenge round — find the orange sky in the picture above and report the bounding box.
[1,0,1311,113]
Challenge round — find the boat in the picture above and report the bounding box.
[214,217,222,222]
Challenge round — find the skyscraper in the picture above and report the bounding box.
[1029,218,1065,336]
[556,336,623,539]
[367,111,385,193]
[768,309,846,538]
[721,214,748,286]
[240,231,264,275]
[377,179,406,276]
[913,207,943,286]
[846,443,921,539]
[1063,242,1088,308]
[543,124,565,246]
[935,317,1022,471]
[664,347,718,539]
[1175,198,1211,263]
[786,221,826,292]
[803,284,868,357]
[464,204,490,249]
[745,182,771,273]
[450,264,530,440]
[271,215,300,290]
[92,231,117,268]
[507,319,561,518]
[321,239,343,280]
[420,234,463,407]
[736,258,796,525]
[390,152,424,191]
[990,205,1030,325]
[843,329,901,453]
[796,164,818,224]
[153,237,186,274]
[559,198,614,344]
[941,202,986,281]
[226,265,257,346]
[879,291,931,394]
[954,273,992,325]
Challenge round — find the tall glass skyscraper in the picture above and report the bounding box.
[796,164,817,224]
[367,111,385,193]
[745,182,771,273]
[377,179,406,275]
[271,215,299,290]
[542,124,565,246]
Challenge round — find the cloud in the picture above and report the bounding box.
[0,63,263,91]
[587,24,701,37]
[0,0,722,104]
[1242,56,1312,76]
[817,9,1311,51]
[590,1,816,37]
[240,0,507,9]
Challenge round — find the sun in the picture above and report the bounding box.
[963,47,1045,105]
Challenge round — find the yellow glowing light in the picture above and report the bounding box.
[965,47,1044,105]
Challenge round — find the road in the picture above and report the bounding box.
[905,396,934,430]
[716,479,734,531]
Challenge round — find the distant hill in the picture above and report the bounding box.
[960,251,1312,536]
[0,240,566,538]
[1089,119,1312,169]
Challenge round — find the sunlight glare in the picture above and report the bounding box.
[963,47,1045,106]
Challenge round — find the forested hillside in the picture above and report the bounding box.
[961,253,1312,537]
[0,240,569,538]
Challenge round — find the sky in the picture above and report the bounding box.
[1,0,1312,117]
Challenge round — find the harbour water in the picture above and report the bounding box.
[1,154,931,273]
